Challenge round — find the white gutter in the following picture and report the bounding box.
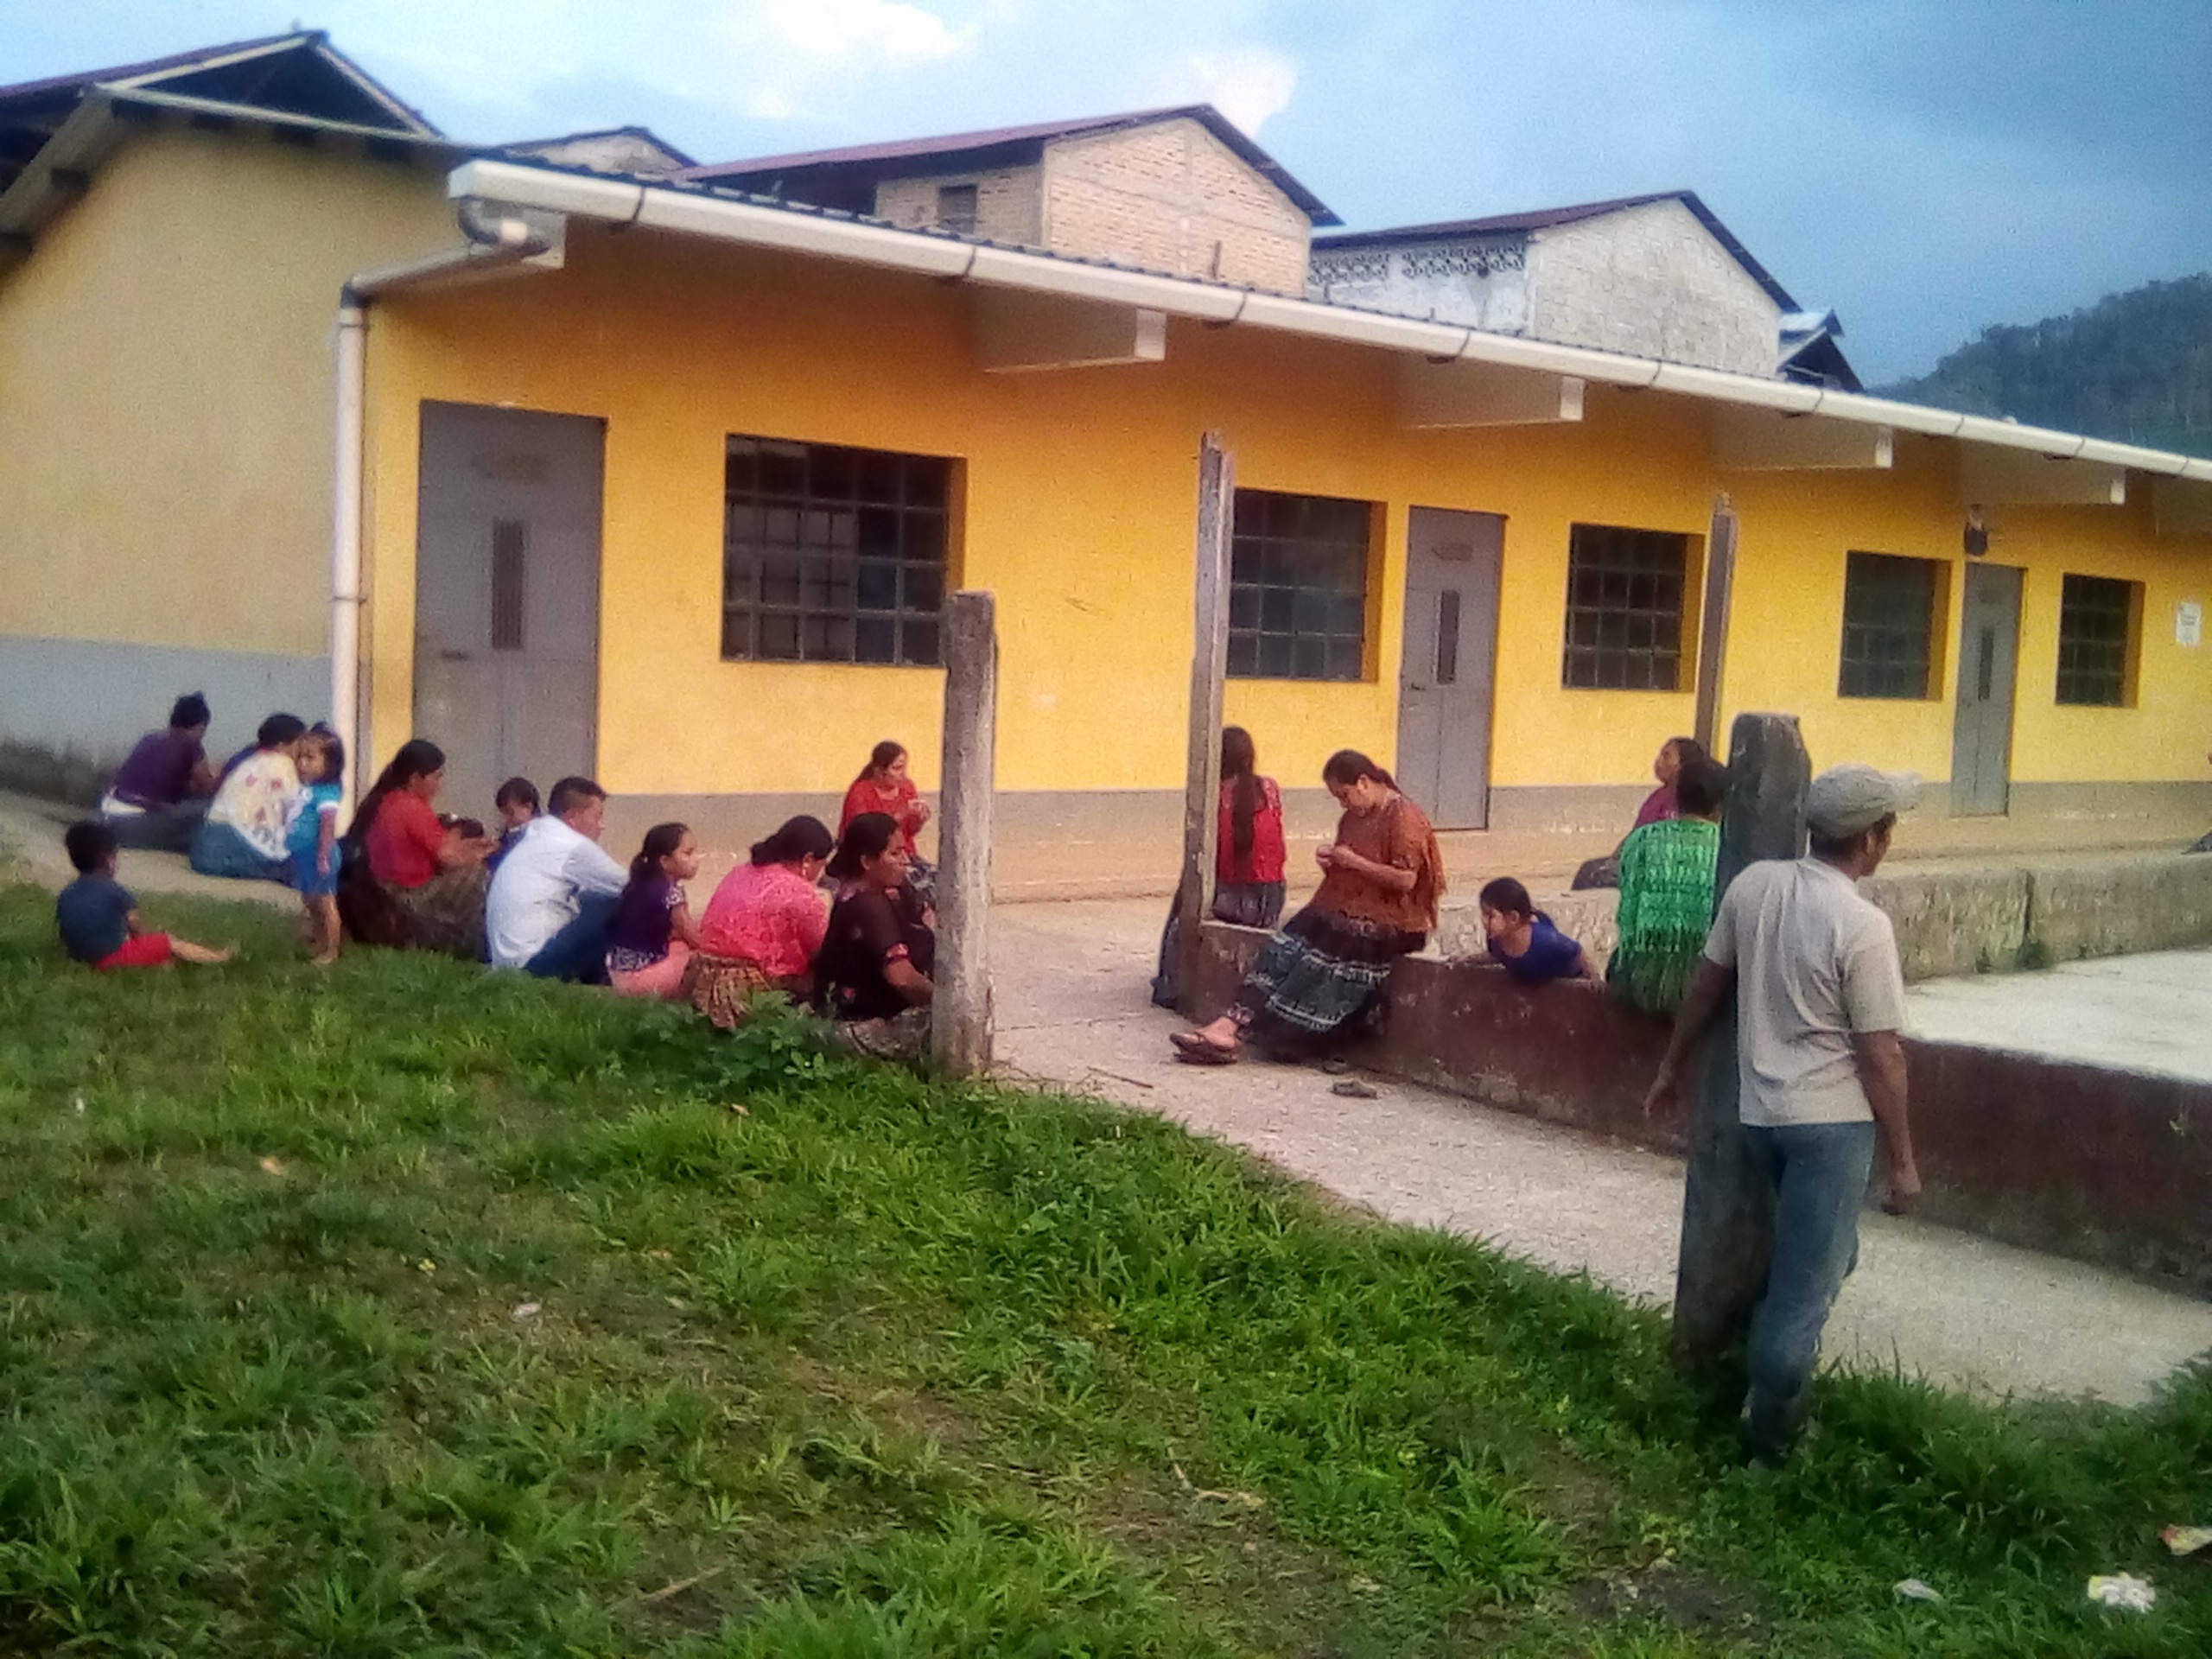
[329,204,561,798]
[443,156,2212,489]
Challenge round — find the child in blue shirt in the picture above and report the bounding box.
[1478,877,1599,986]
[288,729,347,964]
[56,821,231,970]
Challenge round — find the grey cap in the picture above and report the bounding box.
[1805,764,1921,837]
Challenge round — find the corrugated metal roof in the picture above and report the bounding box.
[683,104,1340,226]
[1315,188,1797,312]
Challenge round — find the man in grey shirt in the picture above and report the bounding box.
[1649,763,1923,1458]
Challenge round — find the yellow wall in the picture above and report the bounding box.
[0,125,454,657]
[362,220,2212,798]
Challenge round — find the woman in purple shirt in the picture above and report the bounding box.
[98,693,218,852]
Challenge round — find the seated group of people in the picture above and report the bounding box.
[1165,728,1731,1065]
[336,737,938,1056]
[75,696,944,1059]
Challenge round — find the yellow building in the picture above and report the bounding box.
[6,37,2212,895]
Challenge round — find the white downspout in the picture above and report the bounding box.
[330,296,369,799]
[328,203,559,803]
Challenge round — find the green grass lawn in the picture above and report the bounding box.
[0,880,2205,1656]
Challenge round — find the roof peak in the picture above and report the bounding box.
[0,31,435,137]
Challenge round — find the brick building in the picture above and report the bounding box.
[682,106,1340,296]
[1309,191,1808,380]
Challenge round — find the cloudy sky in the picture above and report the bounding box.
[5,0,2208,384]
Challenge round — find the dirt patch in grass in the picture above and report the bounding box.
[1566,1557,1769,1638]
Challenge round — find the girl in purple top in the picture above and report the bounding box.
[1478,877,1599,986]
[605,823,702,999]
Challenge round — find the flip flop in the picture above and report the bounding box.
[1170,1030,1241,1065]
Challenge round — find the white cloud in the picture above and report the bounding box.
[725,0,977,118]
[1187,44,1297,136]
[753,0,975,65]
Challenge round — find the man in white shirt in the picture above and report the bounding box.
[485,776,628,981]
[1648,763,1922,1459]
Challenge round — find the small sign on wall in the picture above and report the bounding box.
[2179,601,2204,648]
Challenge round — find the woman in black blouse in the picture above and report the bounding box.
[816,811,934,1059]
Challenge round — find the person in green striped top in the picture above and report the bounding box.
[1608,756,1728,1017]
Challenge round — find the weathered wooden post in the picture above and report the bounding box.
[1692,494,1738,757]
[1671,710,1810,1399]
[1173,433,1236,1004]
[931,590,998,1077]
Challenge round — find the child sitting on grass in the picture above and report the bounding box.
[56,821,232,970]
[1475,876,1599,986]
[287,728,346,965]
[605,823,702,999]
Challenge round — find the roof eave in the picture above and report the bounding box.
[437,155,2212,492]
[1,88,460,275]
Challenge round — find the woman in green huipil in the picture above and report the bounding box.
[1608,756,1727,1016]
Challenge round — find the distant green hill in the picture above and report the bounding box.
[1878,273,2212,460]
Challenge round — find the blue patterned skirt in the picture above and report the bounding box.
[1230,907,1424,1045]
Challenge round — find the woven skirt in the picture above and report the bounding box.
[1230,907,1423,1044]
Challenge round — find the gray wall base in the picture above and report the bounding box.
[0,633,329,769]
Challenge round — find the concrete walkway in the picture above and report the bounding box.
[6,793,2207,1407]
[992,899,2212,1408]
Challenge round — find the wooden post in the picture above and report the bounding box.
[931,590,998,1077]
[1173,433,1236,999]
[1693,494,1738,756]
[1671,711,1811,1399]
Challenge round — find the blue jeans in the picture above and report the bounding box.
[188,820,291,883]
[524,891,619,984]
[1742,1120,1876,1448]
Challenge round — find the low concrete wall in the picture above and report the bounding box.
[1185,922,2212,1290]
[2023,852,2212,964]
[1436,851,2212,982]
[1862,864,2030,979]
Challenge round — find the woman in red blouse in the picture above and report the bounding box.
[1213,725,1287,925]
[1151,727,1289,1006]
[340,739,495,957]
[839,741,934,904]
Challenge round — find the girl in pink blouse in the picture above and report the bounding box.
[685,816,835,1027]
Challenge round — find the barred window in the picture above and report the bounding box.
[1561,524,1688,690]
[721,436,950,667]
[2055,574,2137,707]
[1838,551,1940,699]
[1228,489,1370,682]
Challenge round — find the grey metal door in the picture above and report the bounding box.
[1395,507,1503,829]
[414,402,605,821]
[1949,563,2022,817]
